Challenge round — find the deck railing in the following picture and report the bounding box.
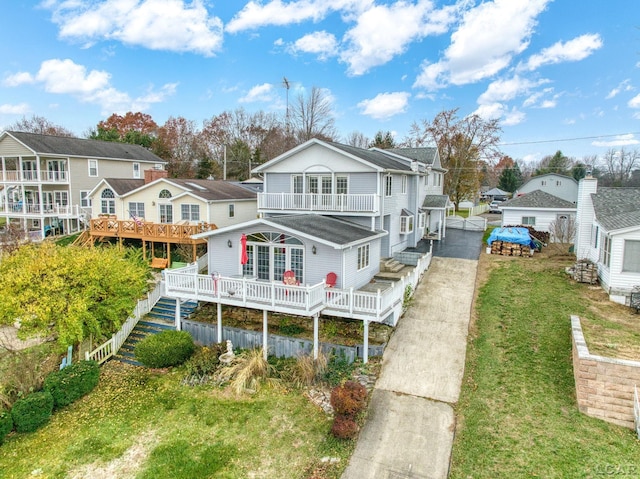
[85,280,164,364]
[1,203,81,217]
[1,170,68,183]
[89,218,216,241]
[258,192,379,213]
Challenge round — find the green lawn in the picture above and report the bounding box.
[0,363,353,479]
[449,255,640,478]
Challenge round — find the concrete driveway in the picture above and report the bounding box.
[342,254,478,479]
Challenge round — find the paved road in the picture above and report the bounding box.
[342,238,479,479]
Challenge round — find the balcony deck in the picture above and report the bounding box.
[258,192,379,214]
[89,218,216,244]
[0,170,68,183]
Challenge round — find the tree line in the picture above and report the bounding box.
[7,97,639,207]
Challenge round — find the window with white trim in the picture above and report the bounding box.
[522,216,536,226]
[133,162,140,179]
[100,188,115,215]
[181,204,200,221]
[601,233,611,268]
[80,190,91,208]
[336,176,348,194]
[418,212,426,229]
[88,159,98,177]
[357,244,370,270]
[541,180,547,186]
[159,189,172,199]
[129,202,145,218]
[385,175,392,197]
[401,175,407,194]
[54,191,68,206]
[622,240,640,273]
[400,213,414,234]
[229,204,235,218]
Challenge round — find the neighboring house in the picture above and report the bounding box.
[500,189,576,241]
[163,139,444,358]
[483,187,510,202]
[86,169,257,263]
[0,130,164,240]
[574,176,640,306]
[515,173,578,204]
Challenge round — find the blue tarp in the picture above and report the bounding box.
[487,227,536,248]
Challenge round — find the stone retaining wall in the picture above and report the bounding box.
[571,315,640,429]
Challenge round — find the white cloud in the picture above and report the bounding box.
[239,83,275,103]
[290,31,338,60]
[605,79,633,99]
[592,134,639,147]
[522,33,603,71]
[357,91,410,119]
[226,0,370,33]
[341,0,459,76]
[415,0,550,90]
[478,76,543,104]
[3,72,35,87]
[502,107,526,126]
[46,0,223,56]
[5,58,176,115]
[628,93,640,109]
[0,103,30,114]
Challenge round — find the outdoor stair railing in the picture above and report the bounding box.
[85,279,164,364]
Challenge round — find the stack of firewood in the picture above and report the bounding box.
[572,259,598,284]
[490,241,532,256]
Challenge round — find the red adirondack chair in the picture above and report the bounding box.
[326,272,337,288]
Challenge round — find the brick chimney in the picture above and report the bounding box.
[144,168,168,184]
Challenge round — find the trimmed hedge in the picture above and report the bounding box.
[43,360,100,409]
[0,409,13,444]
[134,330,195,368]
[11,391,54,433]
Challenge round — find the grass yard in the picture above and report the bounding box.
[449,252,640,478]
[0,362,354,479]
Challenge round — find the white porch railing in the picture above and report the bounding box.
[2,203,81,217]
[165,250,433,324]
[258,192,379,213]
[85,280,164,364]
[1,170,68,183]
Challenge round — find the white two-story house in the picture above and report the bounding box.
[163,139,447,361]
[0,130,164,239]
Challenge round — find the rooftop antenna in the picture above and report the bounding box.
[282,77,290,133]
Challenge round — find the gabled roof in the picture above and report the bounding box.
[194,214,385,248]
[500,190,576,209]
[422,195,451,209]
[484,187,509,196]
[4,131,165,163]
[387,147,438,166]
[521,172,578,185]
[102,179,145,196]
[592,187,640,231]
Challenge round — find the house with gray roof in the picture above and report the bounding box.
[500,189,576,241]
[163,138,444,354]
[575,176,640,305]
[0,130,165,239]
[515,173,578,204]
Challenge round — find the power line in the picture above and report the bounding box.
[500,132,640,146]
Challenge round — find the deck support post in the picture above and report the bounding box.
[313,313,319,360]
[167,242,171,266]
[262,310,268,361]
[175,299,181,331]
[217,302,222,343]
[363,320,369,364]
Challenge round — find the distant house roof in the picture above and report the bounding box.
[99,178,257,202]
[592,187,640,231]
[4,131,165,163]
[422,195,451,209]
[484,187,510,197]
[500,190,576,209]
[521,173,578,185]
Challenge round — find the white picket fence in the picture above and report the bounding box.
[634,385,640,439]
[85,280,164,364]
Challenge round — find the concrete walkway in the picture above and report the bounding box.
[342,256,478,479]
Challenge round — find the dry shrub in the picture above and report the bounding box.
[289,351,328,388]
[330,414,359,440]
[330,381,367,417]
[0,346,59,409]
[222,348,274,394]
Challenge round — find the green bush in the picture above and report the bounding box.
[135,331,195,368]
[43,360,100,409]
[0,409,13,444]
[11,391,54,433]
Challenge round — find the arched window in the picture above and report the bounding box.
[159,189,172,199]
[101,188,115,215]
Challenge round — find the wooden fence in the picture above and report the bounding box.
[182,319,385,363]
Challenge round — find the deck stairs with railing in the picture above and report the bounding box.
[112,297,198,366]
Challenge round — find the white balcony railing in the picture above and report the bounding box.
[258,193,379,213]
[1,170,68,183]
[1,203,81,217]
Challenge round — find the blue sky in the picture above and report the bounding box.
[1,0,639,165]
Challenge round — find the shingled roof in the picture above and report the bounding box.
[500,190,576,209]
[591,187,640,231]
[267,215,385,246]
[6,131,165,163]
[328,142,414,171]
[387,147,438,166]
[102,178,257,201]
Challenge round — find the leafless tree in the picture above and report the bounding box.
[7,115,75,137]
[548,215,578,253]
[599,147,639,186]
[289,87,338,144]
[344,131,370,149]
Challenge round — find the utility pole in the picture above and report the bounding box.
[282,77,290,134]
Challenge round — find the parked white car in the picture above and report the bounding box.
[488,201,502,213]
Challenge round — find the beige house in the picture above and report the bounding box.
[87,169,257,264]
[0,130,165,239]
